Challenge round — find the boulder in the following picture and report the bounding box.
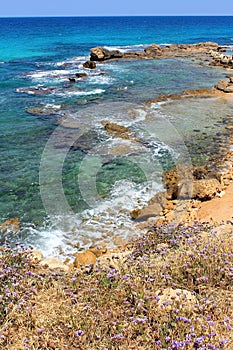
[226,74,233,83]
[130,203,163,221]
[73,250,97,268]
[156,288,197,311]
[68,77,76,83]
[0,218,19,233]
[88,247,107,258]
[179,178,222,200]
[148,191,167,207]
[215,80,233,93]
[90,47,123,61]
[83,60,96,69]
[40,258,69,271]
[97,250,131,270]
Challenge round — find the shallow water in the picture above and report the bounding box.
[1,16,233,257]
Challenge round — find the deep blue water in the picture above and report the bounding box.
[1,16,233,61]
[0,16,233,256]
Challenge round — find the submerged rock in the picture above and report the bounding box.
[83,60,96,69]
[102,121,140,142]
[26,107,61,116]
[75,72,87,78]
[16,86,57,95]
[71,129,103,152]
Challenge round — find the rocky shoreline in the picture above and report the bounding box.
[2,42,233,271]
[87,41,233,68]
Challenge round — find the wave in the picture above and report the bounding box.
[44,103,62,110]
[54,56,88,67]
[23,69,77,82]
[55,88,105,97]
[88,74,114,85]
[30,177,163,259]
[103,44,147,53]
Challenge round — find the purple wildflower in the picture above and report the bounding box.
[75,330,84,337]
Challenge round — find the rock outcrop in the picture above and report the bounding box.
[144,44,162,57]
[209,50,233,68]
[179,178,222,200]
[89,42,222,62]
[90,47,123,61]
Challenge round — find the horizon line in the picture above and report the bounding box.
[0,14,233,19]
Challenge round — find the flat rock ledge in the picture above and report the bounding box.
[145,77,233,106]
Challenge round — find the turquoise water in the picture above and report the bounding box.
[1,16,233,257]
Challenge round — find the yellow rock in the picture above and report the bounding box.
[88,248,107,258]
[30,250,44,262]
[40,258,69,272]
[73,250,97,268]
[0,218,19,232]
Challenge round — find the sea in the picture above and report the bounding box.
[1,16,233,258]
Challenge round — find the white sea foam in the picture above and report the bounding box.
[44,103,62,110]
[88,74,114,85]
[103,44,147,53]
[54,56,87,66]
[24,68,81,83]
[27,103,183,258]
[55,88,105,97]
[33,177,163,259]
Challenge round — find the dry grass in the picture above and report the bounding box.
[0,222,233,349]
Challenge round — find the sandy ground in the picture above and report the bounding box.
[197,182,233,223]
